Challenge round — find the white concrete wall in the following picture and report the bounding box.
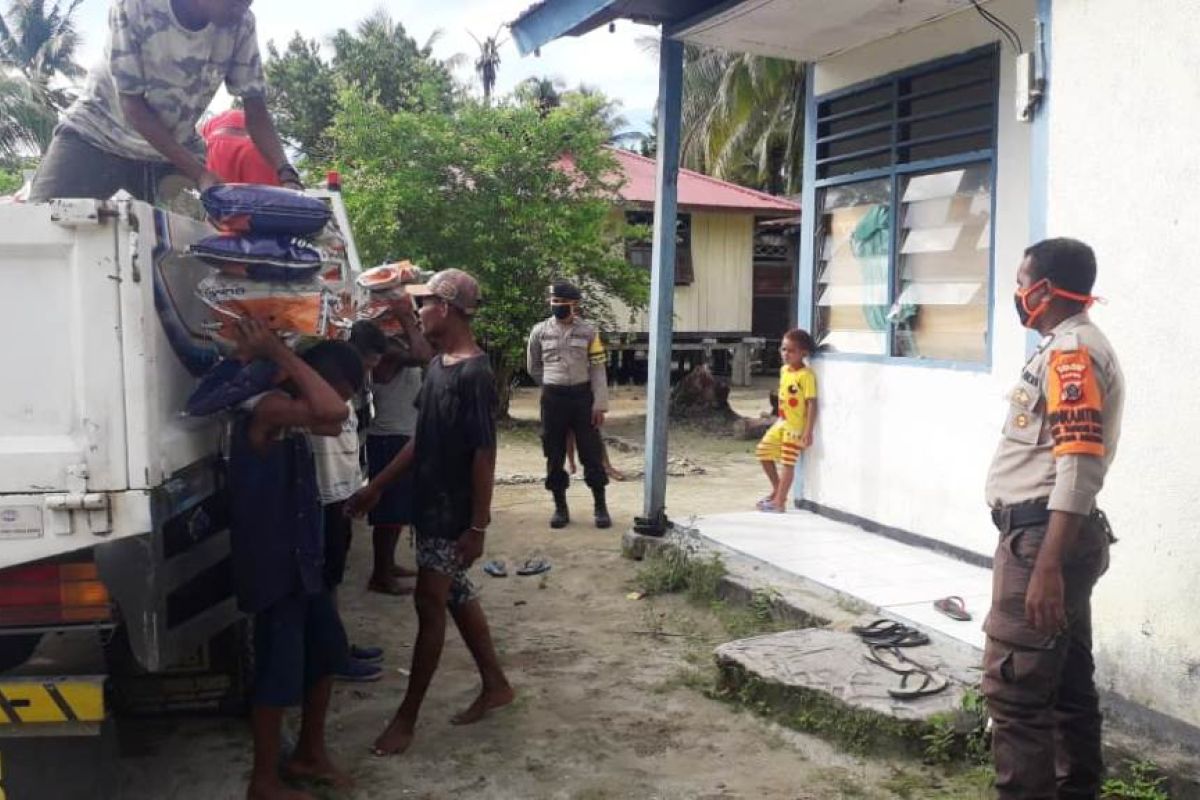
[804,0,1034,558]
[1048,0,1200,727]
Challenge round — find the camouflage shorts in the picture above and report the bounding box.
[415,535,480,610]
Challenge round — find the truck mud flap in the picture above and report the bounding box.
[94,458,242,674]
[0,676,115,799]
[0,676,104,725]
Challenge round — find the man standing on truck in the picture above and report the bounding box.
[28,0,300,203]
[229,320,358,799]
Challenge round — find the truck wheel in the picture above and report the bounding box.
[0,633,42,672]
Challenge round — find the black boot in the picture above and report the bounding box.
[593,487,612,529]
[550,491,570,529]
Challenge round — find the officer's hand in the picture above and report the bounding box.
[800,432,813,448]
[1025,565,1067,635]
[591,410,606,428]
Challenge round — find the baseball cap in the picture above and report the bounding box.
[406,268,481,315]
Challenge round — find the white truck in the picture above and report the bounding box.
[0,186,361,798]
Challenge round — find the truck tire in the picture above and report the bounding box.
[0,633,42,672]
[104,620,253,716]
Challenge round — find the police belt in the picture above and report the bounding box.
[991,499,1116,543]
[542,383,592,397]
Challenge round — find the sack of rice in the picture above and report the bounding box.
[197,273,329,347]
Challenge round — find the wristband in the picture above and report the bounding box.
[468,525,487,534]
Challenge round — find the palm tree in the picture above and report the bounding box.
[468,26,505,106]
[639,37,805,194]
[0,70,54,160]
[0,0,85,110]
[513,75,563,116]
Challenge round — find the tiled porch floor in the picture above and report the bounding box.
[694,510,992,650]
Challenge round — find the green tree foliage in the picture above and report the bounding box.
[680,50,804,195]
[0,71,53,160]
[330,90,649,412]
[264,35,337,161]
[0,164,23,194]
[0,0,86,158]
[265,11,456,162]
[639,37,804,194]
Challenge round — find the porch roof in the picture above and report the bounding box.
[510,0,985,61]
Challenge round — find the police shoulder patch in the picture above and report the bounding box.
[1046,345,1104,458]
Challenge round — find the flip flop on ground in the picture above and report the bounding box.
[483,560,508,578]
[933,595,972,621]
[517,558,551,576]
[863,644,921,675]
[888,669,949,700]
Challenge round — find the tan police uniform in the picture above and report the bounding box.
[527,317,609,495]
[983,311,1124,800]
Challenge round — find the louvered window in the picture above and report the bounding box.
[812,47,997,365]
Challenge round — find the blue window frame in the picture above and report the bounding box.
[809,46,1000,368]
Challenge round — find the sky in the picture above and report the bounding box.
[72,0,663,134]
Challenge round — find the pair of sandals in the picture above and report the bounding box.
[756,496,785,514]
[852,619,948,699]
[483,558,550,578]
[851,618,931,648]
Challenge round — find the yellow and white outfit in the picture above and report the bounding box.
[756,365,817,467]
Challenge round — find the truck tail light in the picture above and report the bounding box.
[0,560,112,626]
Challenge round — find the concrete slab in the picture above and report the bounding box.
[713,629,978,754]
[695,510,993,654]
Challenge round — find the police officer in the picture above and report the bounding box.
[983,238,1124,800]
[527,282,611,529]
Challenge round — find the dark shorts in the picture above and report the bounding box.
[322,501,352,589]
[252,591,348,707]
[28,126,182,204]
[415,534,479,610]
[366,435,413,526]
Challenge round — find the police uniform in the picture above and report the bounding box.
[527,289,610,528]
[983,312,1124,800]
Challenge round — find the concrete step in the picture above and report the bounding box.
[715,628,978,755]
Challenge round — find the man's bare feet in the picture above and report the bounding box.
[246,775,315,800]
[367,576,414,596]
[371,716,415,756]
[450,686,515,726]
[283,752,353,789]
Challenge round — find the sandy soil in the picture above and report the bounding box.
[116,385,971,800]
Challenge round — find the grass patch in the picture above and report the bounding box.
[922,686,991,767]
[634,543,726,604]
[712,661,923,756]
[1102,760,1171,800]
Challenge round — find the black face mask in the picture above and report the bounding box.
[1014,292,1033,328]
[552,304,572,320]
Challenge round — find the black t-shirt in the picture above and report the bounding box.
[411,353,497,539]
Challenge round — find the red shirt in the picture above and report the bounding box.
[201,109,280,186]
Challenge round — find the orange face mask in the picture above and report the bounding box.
[1014,279,1095,328]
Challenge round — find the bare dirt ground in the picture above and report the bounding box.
[117,384,979,800]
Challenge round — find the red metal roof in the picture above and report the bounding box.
[607,147,800,215]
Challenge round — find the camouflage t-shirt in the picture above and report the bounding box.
[63,0,265,162]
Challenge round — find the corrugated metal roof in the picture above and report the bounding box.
[607,147,800,214]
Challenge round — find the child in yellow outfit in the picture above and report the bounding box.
[756,329,817,513]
